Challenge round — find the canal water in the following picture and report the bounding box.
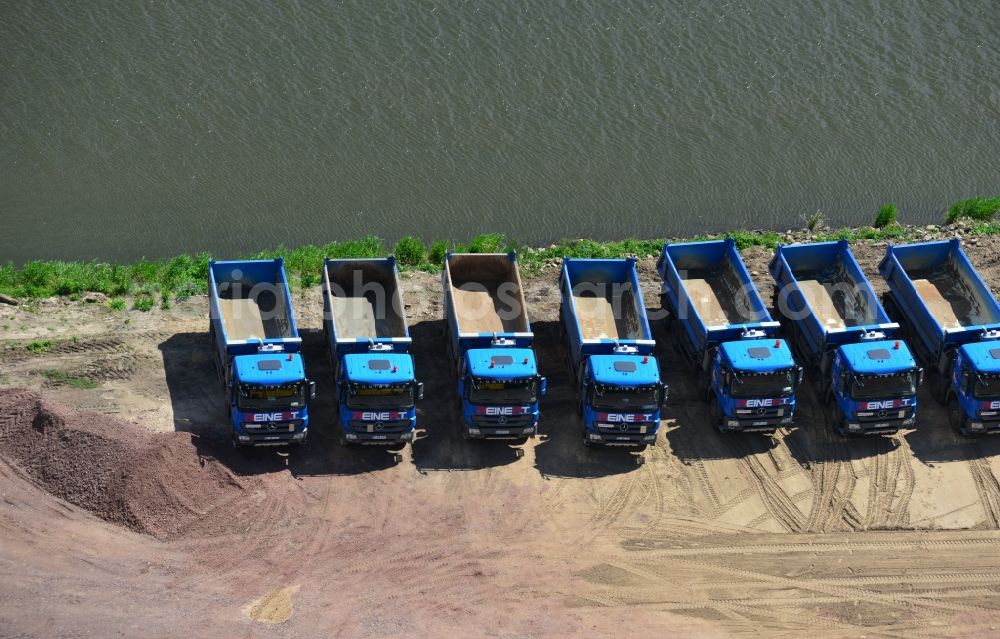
[2,1,997,263]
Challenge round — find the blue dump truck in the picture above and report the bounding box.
[560,257,666,447]
[657,239,800,434]
[322,257,423,447]
[443,252,546,441]
[879,239,1000,435]
[769,241,921,436]
[209,258,315,447]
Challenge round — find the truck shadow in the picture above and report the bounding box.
[159,330,401,476]
[408,319,523,471]
[531,320,647,478]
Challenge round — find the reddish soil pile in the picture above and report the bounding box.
[0,389,254,538]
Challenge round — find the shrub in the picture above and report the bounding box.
[394,236,425,266]
[946,196,1000,223]
[133,294,154,312]
[25,340,53,354]
[874,203,898,228]
[107,298,125,311]
[806,210,824,232]
[467,233,507,254]
[429,241,449,266]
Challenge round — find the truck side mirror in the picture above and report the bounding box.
[917,368,924,387]
[797,366,805,386]
[661,383,669,407]
[416,381,425,401]
[309,380,317,400]
[539,377,548,396]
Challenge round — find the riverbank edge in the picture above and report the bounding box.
[1,218,995,303]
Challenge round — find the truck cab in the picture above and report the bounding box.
[579,351,664,446]
[336,350,422,444]
[229,347,312,446]
[948,341,1000,435]
[711,339,799,432]
[459,346,545,439]
[829,340,920,435]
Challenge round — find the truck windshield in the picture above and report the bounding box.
[345,383,415,410]
[973,376,1000,400]
[590,385,661,412]
[850,373,917,400]
[468,378,537,405]
[729,370,795,398]
[237,383,306,412]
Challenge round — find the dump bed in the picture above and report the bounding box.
[879,239,1000,359]
[560,257,655,361]
[769,241,896,357]
[443,253,532,351]
[322,257,412,356]
[209,258,301,357]
[657,239,779,353]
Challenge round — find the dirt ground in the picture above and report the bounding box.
[5,236,1000,637]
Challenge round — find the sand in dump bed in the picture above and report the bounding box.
[451,286,509,333]
[910,272,992,330]
[219,298,268,341]
[797,279,849,330]
[330,296,399,339]
[681,271,754,327]
[573,295,620,339]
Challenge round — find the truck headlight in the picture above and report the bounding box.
[726,420,740,429]
[643,435,657,442]
[238,435,251,442]
[401,431,413,440]
[345,433,358,440]
[292,431,306,440]
[589,433,602,441]
[521,427,535,435]
[848,423,862,432]
[970,422,986,431]
[468,428,481,436]
[780,417,793,424]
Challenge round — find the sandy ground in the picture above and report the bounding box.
[4,236,1000,637]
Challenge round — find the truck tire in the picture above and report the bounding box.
[711,401,725,434]
[834,413,850,438]
[947,401,967,435]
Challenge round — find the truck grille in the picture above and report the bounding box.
[473,414,534,428]
[734,407,784,419]
[596,422,656,435]
[244,420,301,432]
[349,419,411,433]
[857,409,912,423]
